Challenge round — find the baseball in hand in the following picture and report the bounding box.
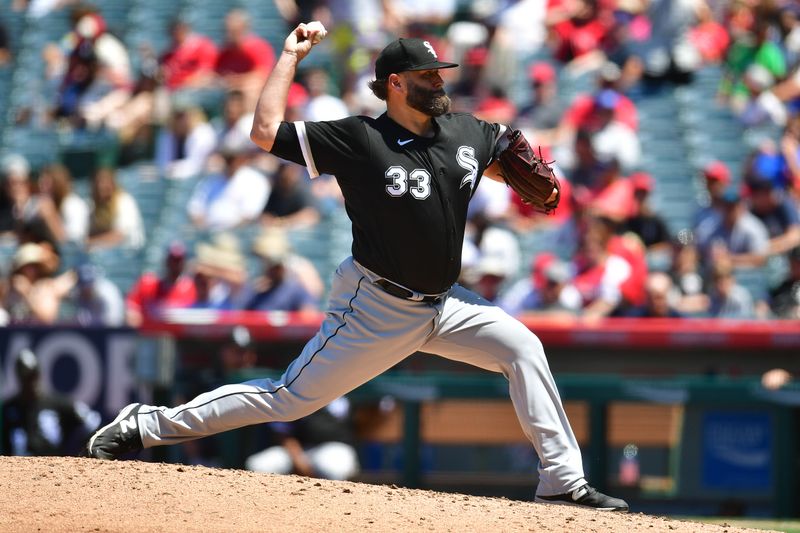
[305,21,327,44]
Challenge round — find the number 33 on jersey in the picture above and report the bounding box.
[385,146,479,199]
[268,112,507,294]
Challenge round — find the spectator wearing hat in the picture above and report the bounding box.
[738,64,787,128]
[692,160,732,228]
[471,254,511,303]
[262,162,320,228]
[245,228,319,312]
[769,245,800,319]
[747,178,800,256]
[746,137,794,191]
[585,90,640,169]
[695,185,770,268]
[517,62,562,142]
[62,263,125,326]
[4,242,71,324]
[557,62,639,141]
[126,241,197,327]
[55,7,133,129]
[623,172,671,253]
[188,132,270,231]
[155,104,218,180]
[556,91,640,187]
[191,233,249,310]
[2,348,100,456]
[87,167,144,250]
[219,325,257,374]
[252,226,325,301]
[449,46,489,111]
[499,254,582,318]
[462,212,521,288]
[62,6,131,87]
[474,87,517,126]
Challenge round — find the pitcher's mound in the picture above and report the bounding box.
[0,456,768,532]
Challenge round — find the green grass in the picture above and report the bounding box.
[688,518,800,533]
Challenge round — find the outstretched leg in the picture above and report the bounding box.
[88,258,439,457]
[421,285,627,510]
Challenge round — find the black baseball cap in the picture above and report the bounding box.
[375,38,458,79]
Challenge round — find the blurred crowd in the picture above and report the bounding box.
[1,0,800,327]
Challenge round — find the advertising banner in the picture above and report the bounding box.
[1,327,140,420]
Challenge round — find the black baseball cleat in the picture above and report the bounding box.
[86,403,144,459]
[535,484,629,512]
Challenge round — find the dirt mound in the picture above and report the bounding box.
[0,456,768,533]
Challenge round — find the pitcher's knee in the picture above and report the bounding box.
[269,395,329,423]
[495,324,546,367]
[516,333,546,365]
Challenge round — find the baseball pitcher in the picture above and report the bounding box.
[88,21,628,512]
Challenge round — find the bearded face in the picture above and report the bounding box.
[404,76,451,117]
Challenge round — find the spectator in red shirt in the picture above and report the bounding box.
[559,62,639,135]
[215,9,275,109]
[161,20,218,91]
[548,0,611,67]
[689,2,730,64]
[572,215,632,317]
[573,214,646,317]
[125,242,196,327]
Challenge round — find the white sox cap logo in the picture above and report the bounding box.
[423,41,437,59]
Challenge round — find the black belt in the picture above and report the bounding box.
[374,278,444,303]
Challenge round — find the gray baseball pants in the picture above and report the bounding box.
[136,256,586,496]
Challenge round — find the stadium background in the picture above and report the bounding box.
[0,0,799,522]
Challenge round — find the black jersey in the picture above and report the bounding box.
[270,112,506,294]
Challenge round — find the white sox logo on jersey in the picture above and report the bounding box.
[423,41,437,58]
[456,146,479,190]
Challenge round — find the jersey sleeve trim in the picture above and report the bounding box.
[294,121,320,178]
[490,124,508,163]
